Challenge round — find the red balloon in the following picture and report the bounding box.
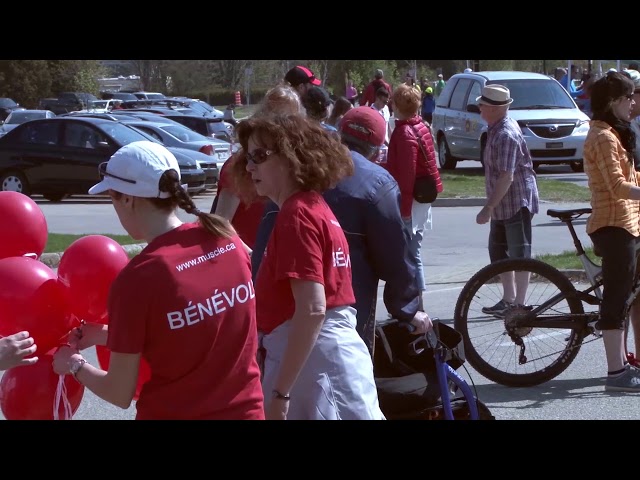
[0,256,73,354]
[0,353,84,420]
[57,235,130,322]
[96,346,151,401]
[0,191,48,260]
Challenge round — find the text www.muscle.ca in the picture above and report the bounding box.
[175,242,237,272]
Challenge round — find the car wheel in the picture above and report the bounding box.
[43,193,68,202]
[569,161,584,173]
[437,136,457,170]
[0,170,31,196]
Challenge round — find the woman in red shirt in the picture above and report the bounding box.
[212,84,305,254]
[231,114,384,420]
[53,141,264,420]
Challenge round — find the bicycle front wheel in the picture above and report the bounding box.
[454,258,586,387]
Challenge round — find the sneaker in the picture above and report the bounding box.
[605,364,640,392]
[482,299,513,316]
[628,353,640,368]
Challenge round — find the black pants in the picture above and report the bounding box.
[589,226,639,330]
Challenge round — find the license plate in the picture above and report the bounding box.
[217,152,230,161]
[546,142,563,149]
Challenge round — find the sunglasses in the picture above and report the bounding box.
[246,148,276,165]
[98,162,137,184]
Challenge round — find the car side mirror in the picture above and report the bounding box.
[467,104,481,114]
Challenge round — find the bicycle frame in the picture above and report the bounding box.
[415,328,479,420]
[561,212,640,317]
[510,211,640,332]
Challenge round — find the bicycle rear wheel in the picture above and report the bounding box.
[454,258,586,387]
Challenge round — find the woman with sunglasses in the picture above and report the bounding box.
[231,114,384,420]
[583,71,640,392]
[53,141,264,419]
[212,84,304,258]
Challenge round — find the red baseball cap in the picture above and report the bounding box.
[285,66,322,87]
[339,106,386,147]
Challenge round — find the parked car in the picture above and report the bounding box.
[118,118,233,171]
[169,97,224,117]
[0,109,56,137]
[431,71,591,172]
[164,114,234,143]
[0,98,25,122]
[101,91,138,102]
[0,117,206,200]
[74,99,121,113]
[57,111,218,188]
[131,91,166,100]
[38,92,99,115]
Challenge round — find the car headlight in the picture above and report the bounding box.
[575,120,590,134]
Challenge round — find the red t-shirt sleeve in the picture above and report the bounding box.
[272,210,324,285]
[106,266,149,354]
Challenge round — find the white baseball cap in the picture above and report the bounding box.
[89,141,180,198]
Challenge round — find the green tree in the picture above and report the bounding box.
[0,60,52,108]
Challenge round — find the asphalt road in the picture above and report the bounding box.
[6,163,627,421]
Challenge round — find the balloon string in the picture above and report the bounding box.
[53,375,73,420]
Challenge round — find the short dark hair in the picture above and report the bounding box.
[375,87,389,98]
[629,62,639,71]
[340,133,378,160]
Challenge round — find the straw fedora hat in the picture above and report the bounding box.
[476,84,513,106]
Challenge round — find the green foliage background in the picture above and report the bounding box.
[0,59,613,107]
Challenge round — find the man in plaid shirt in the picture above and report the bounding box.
[474,85,540,316]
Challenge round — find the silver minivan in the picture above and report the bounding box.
[431,71,590,171]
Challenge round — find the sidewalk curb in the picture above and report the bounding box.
[433,197,485,207]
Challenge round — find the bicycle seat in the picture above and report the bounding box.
[547,208,592,220]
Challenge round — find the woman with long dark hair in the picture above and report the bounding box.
[584,71,640,392]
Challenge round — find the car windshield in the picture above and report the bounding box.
[7,111,48,124]
[102,122,161,145]
[185,102,209,115]
[89,101,109,109]
[160,124,212,142]
[489,79,576,110]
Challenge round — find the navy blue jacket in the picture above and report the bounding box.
[251,151,421,352]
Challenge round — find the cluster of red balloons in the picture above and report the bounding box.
[0,191,144,419]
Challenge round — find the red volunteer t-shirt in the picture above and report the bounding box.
[107,222,264,420]
[218,159,267,250]
[255,191,356,334]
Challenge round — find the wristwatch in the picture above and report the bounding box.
[70,357,87,378]
[272,389,291,401]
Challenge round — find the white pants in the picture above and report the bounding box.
[262,306,385,420]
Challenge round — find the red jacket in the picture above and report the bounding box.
[360,78,392,107]
[385,115,442,217]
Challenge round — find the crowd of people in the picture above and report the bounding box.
[24,64,437,420]
[4,62,640,419]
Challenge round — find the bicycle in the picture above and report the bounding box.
[374,318,495,420]
[453,207,640,388]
